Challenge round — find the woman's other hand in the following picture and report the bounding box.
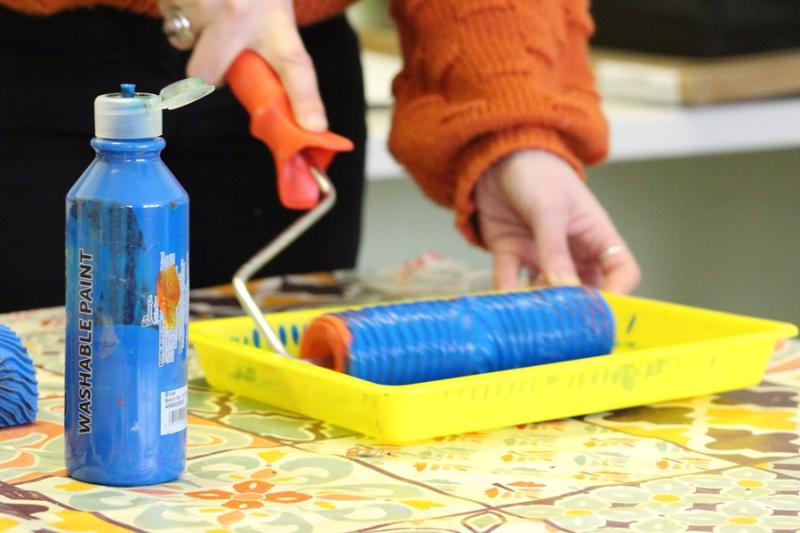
[476,149,641,293]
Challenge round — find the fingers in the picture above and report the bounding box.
[187,16,244,85]
[492,251,521,291]
[255,18,328,131]
[527,205,581,287]
[574,217,641,293]
[576,261,602,289]
[477,150,642,294]
[493,150,582,288]
[576,209,641,293]
[177,0,328,131]
[491,248,541,291]
[599,245,641,294]
[528,267,543,286]
[486,233,538,291]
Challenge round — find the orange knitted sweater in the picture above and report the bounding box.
[3,0,608,246]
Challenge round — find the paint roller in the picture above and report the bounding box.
[226,52,616,385]
[298,287,614,385]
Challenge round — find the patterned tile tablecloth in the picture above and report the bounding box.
[2,267,800,532]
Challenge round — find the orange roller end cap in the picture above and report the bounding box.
[299,315,352,373]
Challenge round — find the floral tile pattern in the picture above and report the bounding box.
[756,455,800,481]
[361,509,551,532]
[189,377,357,442]
[297,420,733,505]
[585,378,800,465]
[21,447,482,532]
[0,481,136,533]
[501,467,800,532]
[1,296,799,531]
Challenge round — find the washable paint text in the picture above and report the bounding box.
[76,249,94,434]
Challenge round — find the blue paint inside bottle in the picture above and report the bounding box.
[65,130,190,484]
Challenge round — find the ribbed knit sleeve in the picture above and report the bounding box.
[0,0,159,16]
[1,0,353,24]
[389,0,609,246]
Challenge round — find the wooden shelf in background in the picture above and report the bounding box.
[593,48,800,105]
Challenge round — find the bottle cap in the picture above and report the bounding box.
[94,78,214,139]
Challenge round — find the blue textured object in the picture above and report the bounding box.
[335,287,615,385]
[0,324,38,428]
[65,136,189,486]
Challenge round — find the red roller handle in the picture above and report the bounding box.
[226,50,354,209]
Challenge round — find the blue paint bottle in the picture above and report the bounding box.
[65,80,212,486]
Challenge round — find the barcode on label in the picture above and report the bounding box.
[161,385,188,435]
[168,407,187,425]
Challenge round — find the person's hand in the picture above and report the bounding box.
[159,0,327,131]
[475,149,641,293]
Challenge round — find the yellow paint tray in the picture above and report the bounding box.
[189,291,797,442]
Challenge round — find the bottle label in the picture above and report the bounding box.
[161,384,188,435]
[141,251,189,368]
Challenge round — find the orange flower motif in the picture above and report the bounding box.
[187,480,311,511]
[157,265,180,329]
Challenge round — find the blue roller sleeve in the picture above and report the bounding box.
[0,324,38,428]
[333,287,615,385]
